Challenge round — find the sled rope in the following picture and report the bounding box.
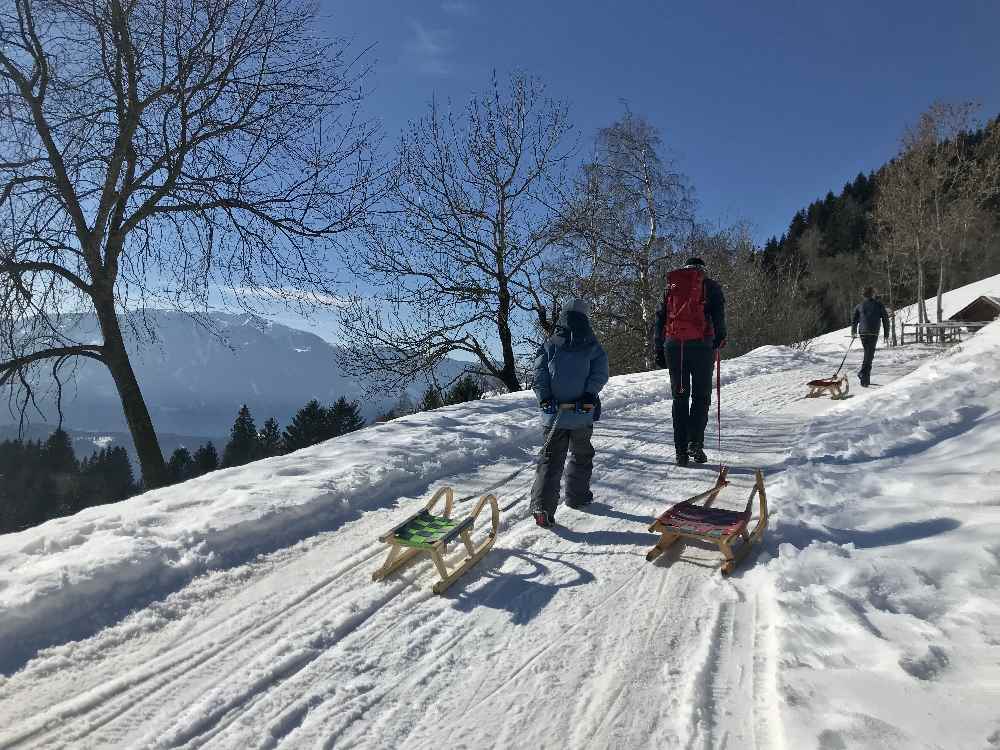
[455,410,565,507]
[832,336,854,379]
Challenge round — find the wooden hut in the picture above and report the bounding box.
[948,295,1000,324]
[901,295,999,344]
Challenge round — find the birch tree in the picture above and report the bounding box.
[554,112,694,371]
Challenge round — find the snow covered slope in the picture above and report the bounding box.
[1,300,998,748]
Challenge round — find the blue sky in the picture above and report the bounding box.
[325,0,1000,243]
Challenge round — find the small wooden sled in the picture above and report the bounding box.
[646,467,768,575]
[371,486,499,594]
[805,375,849,400]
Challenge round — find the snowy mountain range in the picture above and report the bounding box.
[7,310,467,439]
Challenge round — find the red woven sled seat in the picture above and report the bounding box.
[655,503,750,539]
[807,377,841,387]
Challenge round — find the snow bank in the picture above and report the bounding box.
[763,320,1000,748]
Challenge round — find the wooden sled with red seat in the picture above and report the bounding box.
[805,375,849,400]
[645,467,768,575]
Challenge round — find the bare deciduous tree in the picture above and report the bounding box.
[875,102,999,341]
[339,72,573,393]
[0,0,379,486]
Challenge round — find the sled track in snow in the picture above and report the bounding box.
[4,409,681,750]
[9,355,894,749]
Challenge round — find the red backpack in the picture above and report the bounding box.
[664,267,713,341]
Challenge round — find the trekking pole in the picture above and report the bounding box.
[457,408,563,509]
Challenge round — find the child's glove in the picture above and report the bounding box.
[655,351,666,369]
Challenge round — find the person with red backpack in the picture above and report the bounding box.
[652,257,727,466]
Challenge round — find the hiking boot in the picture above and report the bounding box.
[688,445,708,464]
[675,452,690,467]
[565,495,593,509]
[534,511,555,528]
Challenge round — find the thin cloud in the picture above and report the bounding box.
[406,20,452,76]
[441,0,476,16]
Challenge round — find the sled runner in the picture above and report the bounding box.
[645,467,768,574]
[371,486,500,594]
[805,375,850,400]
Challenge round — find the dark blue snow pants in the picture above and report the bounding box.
[666,342,713,455]
[530,426,595,517]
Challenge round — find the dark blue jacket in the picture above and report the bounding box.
[533,311,610,429]
[852,298,890,337]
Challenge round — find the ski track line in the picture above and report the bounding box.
[578,565,695,750]
[321,431,677,749]
[207,568,488,750]
[372,402,749,749]
[289,446,677,749]
[752,584,786,750]
[125,430,661,750]
[148,576,435,750]
[211,463,658,747]
[0,542,389,750]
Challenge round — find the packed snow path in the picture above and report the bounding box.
[2,320,999,748]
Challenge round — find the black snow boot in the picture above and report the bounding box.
[675,452,690,467]
[688,444,708,464]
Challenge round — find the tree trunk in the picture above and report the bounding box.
[936,257,946,342]
[885,260,897,347]
[916,260,926,342]
[494,284,521,393]
[93,296,168,488]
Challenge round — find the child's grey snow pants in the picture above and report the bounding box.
[530,426,595,517]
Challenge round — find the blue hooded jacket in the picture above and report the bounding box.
[533,306,610,429]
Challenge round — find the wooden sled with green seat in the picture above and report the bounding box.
[645,467,768,575]
[371,486,500,594]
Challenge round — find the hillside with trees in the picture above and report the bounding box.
[763,106,1000,339]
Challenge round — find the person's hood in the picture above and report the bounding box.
[550,310,595,351]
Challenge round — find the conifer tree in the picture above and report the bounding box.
[446,375,486,405]
[167,448,195,484]
[193,442,220,475]
[259,418,285,457]
[329,397,365,436]
[44,429,78,475]
[223,405,260,467]
[418,385,444,411]
[283,400,334,452]
[104,447,136,501]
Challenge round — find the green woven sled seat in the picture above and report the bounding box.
[393,510,474,549]
[373,486,500,594]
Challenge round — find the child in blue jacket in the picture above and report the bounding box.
[530,297,610,527]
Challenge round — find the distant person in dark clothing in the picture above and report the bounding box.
[851,286,890,387]
[653,258,727,466]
